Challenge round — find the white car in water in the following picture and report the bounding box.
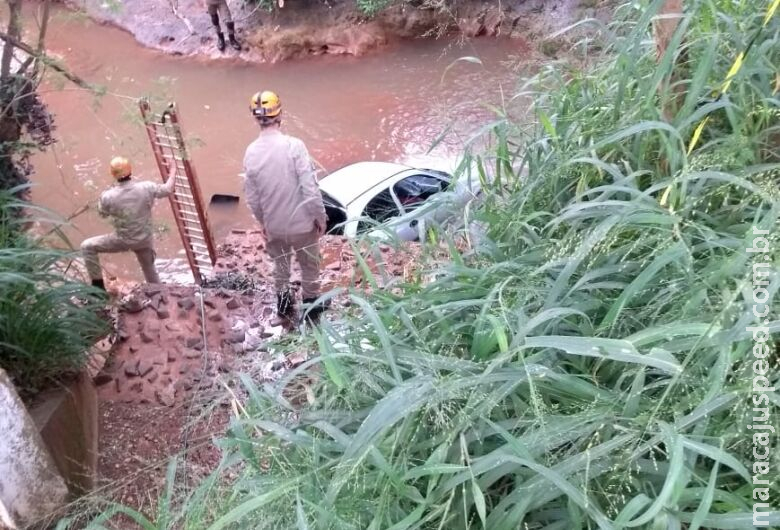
[319,161,480,241]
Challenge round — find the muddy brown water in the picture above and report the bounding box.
[30,7,529,282]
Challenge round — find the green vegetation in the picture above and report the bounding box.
[63,0,779,527]
[0,186,109,398]
[0,1,110,398]
[355,0,394,17]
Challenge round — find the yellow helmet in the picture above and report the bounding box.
[250,90,281,120]
[109,156,132,179]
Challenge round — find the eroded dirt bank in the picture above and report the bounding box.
[65,0,589,62]
[91,230,423,509]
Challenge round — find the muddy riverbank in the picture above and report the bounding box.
[92,229,426,510]
[65,0,596,62]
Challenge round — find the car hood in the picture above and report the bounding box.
[319,161,411,207]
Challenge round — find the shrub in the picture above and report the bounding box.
[0,186,110,398]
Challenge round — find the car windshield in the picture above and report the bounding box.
[358,189,400,234]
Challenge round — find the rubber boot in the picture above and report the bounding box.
[301,297,330,325]
[216,31,226,52]
[91,278,106,291]
[226,22,241,50]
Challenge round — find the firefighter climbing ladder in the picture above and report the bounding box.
[139,99,216,284]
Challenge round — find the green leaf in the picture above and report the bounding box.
[472,479,487,527]
[521,336,682,374]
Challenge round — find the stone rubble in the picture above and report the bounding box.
[94,231,428,514]
[98,233,422,409]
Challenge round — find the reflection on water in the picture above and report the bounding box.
[31,6,530,282]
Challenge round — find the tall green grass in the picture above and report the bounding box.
[0,186,109,398]
[66,0,779,528]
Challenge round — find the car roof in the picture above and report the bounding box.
[319,161,412,207]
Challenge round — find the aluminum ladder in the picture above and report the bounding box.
[139,99,216,284]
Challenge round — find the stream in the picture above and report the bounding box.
[30,6,529,281]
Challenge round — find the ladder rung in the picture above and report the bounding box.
[180,208,201,216]
[177,212,199,220]
[177,213,200,222]
[153,132,180,142]
[178,213,202,222]
[175,191,196,201]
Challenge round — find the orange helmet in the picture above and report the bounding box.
[250,90,282,122]
[109,156,132,179]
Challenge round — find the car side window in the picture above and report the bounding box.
[393,175,446,211]
[358,188,401,233]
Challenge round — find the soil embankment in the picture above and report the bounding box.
[93,230,422,507]
[66,0,588,62]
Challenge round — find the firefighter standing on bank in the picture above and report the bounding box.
[242,90,329,323]
[81,157,175,290]
[205,0,241,52]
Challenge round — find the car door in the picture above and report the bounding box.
[388,173,450,240]
[356,187,403,235]
[321,189,347,235]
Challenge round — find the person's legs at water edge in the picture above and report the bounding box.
[133,245,161,284]
[266,236,295,318]
[81,233,131,290]
[207,1,226,52]
[219,0,241,50]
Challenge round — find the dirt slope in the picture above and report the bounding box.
[66,0,587,62]
[92,230,421,509]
